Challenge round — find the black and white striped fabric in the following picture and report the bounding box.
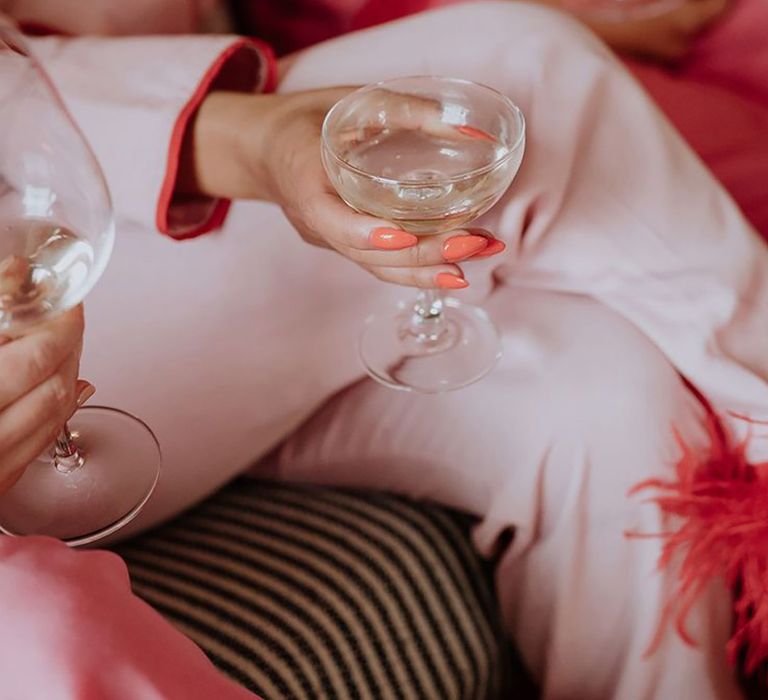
[117,480,536,699]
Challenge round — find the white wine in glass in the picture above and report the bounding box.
[322,77,525,393]
[0,220,94,326]
[0,25,160,546]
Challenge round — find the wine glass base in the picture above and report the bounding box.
[359,297,502,393]
[0,406,161,546]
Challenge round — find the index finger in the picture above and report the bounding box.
[303,189,418,252]
[0,305,84,410]
[339,88,496,144]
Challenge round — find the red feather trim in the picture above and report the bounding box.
[627,414,768,674]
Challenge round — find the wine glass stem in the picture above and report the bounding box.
[54,423,84,474]
[409,289,448,344]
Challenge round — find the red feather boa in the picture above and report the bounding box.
[629,414,768,675]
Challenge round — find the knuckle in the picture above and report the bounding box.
[414,271,433,288]
[298,193,325,228]
[366,266,387,282]
[343,247,364,263]
[27,337,57,384]
[413,243,432,268]
[45,373,72,410]
[367,267,400,287]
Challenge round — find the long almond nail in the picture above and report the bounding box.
[76,381,96,407]
[436,272,469,289]
[443,235,488,262]
[370,228,418,250]
[455,125,496,142]
[472,239,506,259]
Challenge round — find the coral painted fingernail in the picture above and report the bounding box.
[76,381,96,407]
[442,235,488,262]
[455,125,496,142]
[472,239,506,259]
[370,228,418,250]
[436,272,469,289]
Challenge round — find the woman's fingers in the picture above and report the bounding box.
[296,190,417,252]
[0,302,85,493]
[364,262,470,290]
[301,186,505,261]
[0,348,86,492]
[0,419,63,494]
[295,187,505,283]
[338,228,505,268]
[0,349,80,456]
[338,88,497,144]
[0,306,83,411]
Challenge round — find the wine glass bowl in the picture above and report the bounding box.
[321,76,525,392]
[322,77,524,234]
[0,34,113,331]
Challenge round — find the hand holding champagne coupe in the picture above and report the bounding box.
[321,77,525,393]
[0,26,160,545]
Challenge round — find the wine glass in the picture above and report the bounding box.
[0,26,160,545]
[322,76,525,393]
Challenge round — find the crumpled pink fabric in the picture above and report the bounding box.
[0,536,259,699]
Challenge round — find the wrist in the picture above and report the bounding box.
[177,91,286,202]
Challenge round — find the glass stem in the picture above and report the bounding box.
[409,289,448,344]
[53,423,84,474]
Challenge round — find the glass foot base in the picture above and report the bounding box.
[0,406,161,546]
[359,297,501,393]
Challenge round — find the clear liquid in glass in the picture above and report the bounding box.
[0,219,93,328]
[328,126,519,233]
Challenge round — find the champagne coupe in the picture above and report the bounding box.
[322,77,525,392]
[0,26,160,545]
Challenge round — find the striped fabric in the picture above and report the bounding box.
[117,480,535,699]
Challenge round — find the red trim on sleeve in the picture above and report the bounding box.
[156,37,278,240]
[249,38,278,93]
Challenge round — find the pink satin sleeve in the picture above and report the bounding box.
[26,32,275,238]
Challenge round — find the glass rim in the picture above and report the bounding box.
[321,75,526,187]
